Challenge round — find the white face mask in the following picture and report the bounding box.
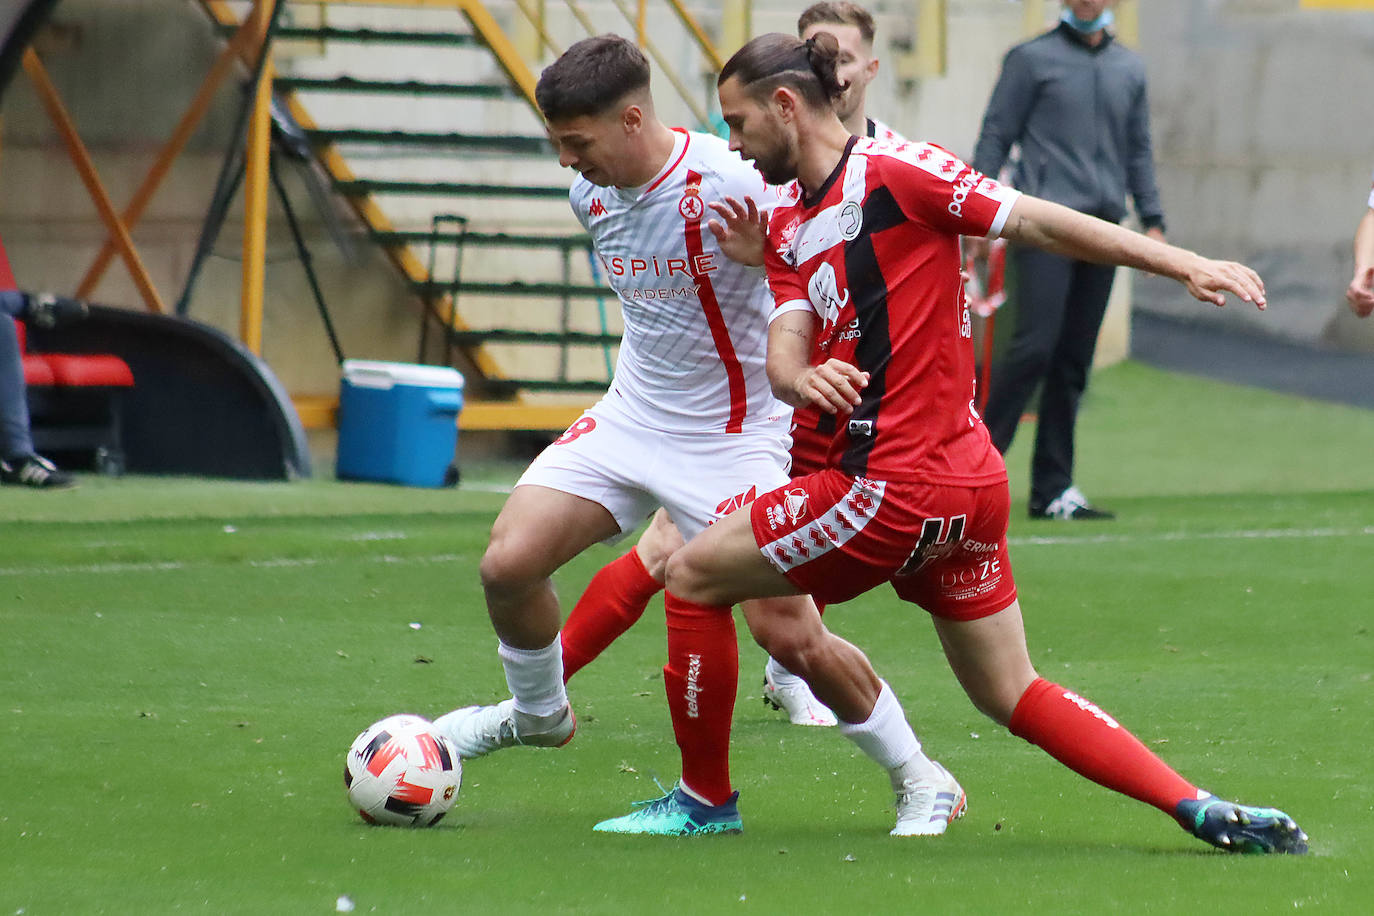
[1060,7,1115,33]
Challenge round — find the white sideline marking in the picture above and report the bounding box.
[3,526,1371,579]
[0,553,465,578]
[1009,525,1374,548]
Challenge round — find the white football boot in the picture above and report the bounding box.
[763,664,839,727]
[891,760,967,837]
[434,698,575,759]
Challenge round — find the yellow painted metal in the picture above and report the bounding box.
[290,396,595,432]
[21,49,167,313]
[458,401,593,431]
[513,0,564,59]
[637,0,648,48]
[896,0,947,80]
[77,14,259,300]
[606,0,710,125]
[200,0,514,386]
[1301,0,1374,8]
[720,0,751,58]
[291,394,338,430]
[456,0,541,114]
[663,0,724,71]
[241,71,273,355]
[1115,0,1139,47]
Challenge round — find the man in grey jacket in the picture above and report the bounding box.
[971,0,1164,520]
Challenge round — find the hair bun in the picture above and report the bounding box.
[803,31,845,100]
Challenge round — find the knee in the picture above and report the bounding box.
[635,511,684,581]
[663,547,722,607]
[966,671,1037,728]
[743,601,824,675]
[479,530,544,598]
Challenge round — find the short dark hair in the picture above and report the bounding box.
[718,32,846,111]
[797,2,876,45]
[535,34,651,121]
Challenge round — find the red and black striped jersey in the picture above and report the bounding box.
[765,137,1019,484]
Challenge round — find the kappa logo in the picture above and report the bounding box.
[588,198,607,218]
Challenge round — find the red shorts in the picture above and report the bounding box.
[749,469,1018,621]
[788,421,830,479]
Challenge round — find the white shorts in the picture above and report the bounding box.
[516,393,792,541]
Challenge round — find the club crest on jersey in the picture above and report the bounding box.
[808,261,849,328]
[838,201,863,240]
[776,216,801,267]
[782,487,810,524]
[679,190,705,220]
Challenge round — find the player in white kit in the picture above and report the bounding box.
[436,34,959,838]
[556,1,901,730]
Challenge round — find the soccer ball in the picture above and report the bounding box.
[344,714,462,827]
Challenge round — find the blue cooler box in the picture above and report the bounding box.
[336,360,465,487]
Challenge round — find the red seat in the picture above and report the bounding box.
[22,355,56,386]
[43,353,134,387]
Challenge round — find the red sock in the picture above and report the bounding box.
[1009,678,1198,816]
[560,548,663,682]
[662,592,738,806]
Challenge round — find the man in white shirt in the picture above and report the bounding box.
[557,1,905,731]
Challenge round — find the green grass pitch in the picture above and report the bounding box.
[3,361,1371,913]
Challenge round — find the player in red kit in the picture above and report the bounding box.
[646,31,1308,854]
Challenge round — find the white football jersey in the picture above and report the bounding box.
[1367,167,1374,208]
[572,129,790,434]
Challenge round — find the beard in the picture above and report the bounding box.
[748,132,799,185]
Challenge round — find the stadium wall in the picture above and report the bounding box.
[1,0,1370,422]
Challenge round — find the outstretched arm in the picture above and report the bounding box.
[1347,209,1374,318]
[999,195,1266,309]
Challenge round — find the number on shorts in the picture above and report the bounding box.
[553,416,597,446]
[896,515,966,576]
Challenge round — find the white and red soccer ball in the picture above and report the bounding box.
[344,714,462,827]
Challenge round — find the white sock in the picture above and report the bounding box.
[765,655,803,686]
[839,680,928,771]
[498,639,568,717]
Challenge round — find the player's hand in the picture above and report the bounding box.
[793,359,869,414]
[1346,266,1374,318]
[1182,256,1267,310]
[707,196,768,267]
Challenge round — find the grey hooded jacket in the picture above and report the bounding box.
[971,22,1165,231]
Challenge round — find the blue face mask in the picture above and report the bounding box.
[1060,7,1115,33]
